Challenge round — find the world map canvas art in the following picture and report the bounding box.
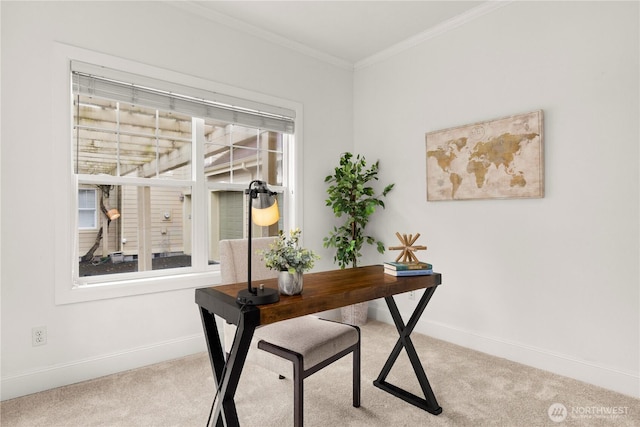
[426,110,544,201]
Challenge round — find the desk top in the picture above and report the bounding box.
[196,265,441,325]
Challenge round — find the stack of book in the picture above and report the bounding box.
[383,261,433,276]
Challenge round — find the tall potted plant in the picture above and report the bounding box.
[324,152,394,324]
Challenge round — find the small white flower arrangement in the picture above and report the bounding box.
[259,228,319,274]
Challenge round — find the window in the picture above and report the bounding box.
[78,189,97,229]
[69,60,297,291]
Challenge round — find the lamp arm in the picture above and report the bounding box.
[247,188,254,295]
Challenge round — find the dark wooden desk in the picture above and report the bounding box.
[196,265,442,426]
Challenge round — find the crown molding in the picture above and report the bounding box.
[354,1,512,70]
[167,1,354,71]
[167,1,511,73]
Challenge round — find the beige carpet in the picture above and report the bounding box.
[1,320,638,426]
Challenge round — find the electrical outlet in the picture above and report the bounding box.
[409,291,415,300]
[32,326,47,346]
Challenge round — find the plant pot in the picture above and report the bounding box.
[278,271,303,295]
[340,301,368,325]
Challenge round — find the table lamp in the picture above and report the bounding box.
[236,180,281,305]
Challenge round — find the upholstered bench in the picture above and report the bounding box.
[254,316,361,426]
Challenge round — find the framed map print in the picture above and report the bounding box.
[426,110,544,201]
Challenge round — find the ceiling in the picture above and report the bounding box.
[177,1,487,67]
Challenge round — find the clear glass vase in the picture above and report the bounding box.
[278,270,303,295]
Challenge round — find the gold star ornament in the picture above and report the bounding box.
[388,232,427,263]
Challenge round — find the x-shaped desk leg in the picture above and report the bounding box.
[373,286,442,415]
[200,306,258,427]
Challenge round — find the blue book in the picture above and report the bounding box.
[384,261,432,271]
[384,268,433,276]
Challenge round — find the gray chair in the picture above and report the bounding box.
[219,238,361,427]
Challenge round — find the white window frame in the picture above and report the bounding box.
[53,43,303,304]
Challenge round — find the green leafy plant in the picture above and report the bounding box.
[323,152,394,268]
[260,228,320,274]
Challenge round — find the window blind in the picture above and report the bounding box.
[71,61,295,134]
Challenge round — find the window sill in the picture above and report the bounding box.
[55,270,222,305]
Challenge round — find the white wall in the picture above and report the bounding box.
[355,1,639,397]
[2,0,638,403]
[0,1,352,399]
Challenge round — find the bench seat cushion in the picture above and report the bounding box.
[253,316,358,372]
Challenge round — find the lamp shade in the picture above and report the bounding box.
[252,197,279,226]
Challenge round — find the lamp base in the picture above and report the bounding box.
[237,287,280,305]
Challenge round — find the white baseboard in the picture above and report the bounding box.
[368,303,639,399]
[5,310,638,401]
[1,334,206,401]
